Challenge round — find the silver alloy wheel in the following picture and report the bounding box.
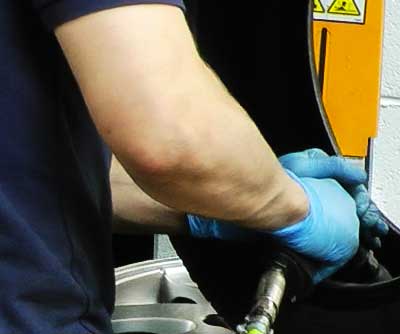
[113,258,234,334]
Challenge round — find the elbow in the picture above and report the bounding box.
[130,146,184,179]
[116,124,198,182]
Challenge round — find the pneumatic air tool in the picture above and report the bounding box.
[236,249,314,334]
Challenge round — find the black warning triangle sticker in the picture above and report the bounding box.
[314,0,325,13]
[328,0,361,16]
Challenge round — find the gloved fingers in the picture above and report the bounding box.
[362,203,390,236]
[349,185,390,237]
[319,156,367,184]
[303,148,330,159]
[278,150,324,177]
[357,198,389,250]
[279,148,328,161]
[279,149,367,185]
[375,215,390,235]
[278,149,324,174]
[348,184,370,217]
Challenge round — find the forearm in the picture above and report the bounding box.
[114,60,307,230]
[111,156,187,235]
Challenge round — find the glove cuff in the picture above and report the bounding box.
[186,214,218,239]
[186,214,260,240]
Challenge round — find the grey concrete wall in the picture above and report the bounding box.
[371,0,400,224]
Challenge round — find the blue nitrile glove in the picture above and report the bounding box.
[186,214,259,241]
[270,170,360,283]
[351,184,389,248]
[279,148,389,249]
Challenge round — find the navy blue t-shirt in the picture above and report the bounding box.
[0,1,184,333]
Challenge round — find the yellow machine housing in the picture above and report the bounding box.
[312,0,385,157]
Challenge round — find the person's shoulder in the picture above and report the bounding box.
[33,0,185,31]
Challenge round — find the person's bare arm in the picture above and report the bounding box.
[55,4,308,231]
[111,155,187,235]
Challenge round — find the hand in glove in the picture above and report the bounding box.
[270,170,360,283]
[279,148,389,249]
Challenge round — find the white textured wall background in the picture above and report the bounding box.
[371,0,400,224]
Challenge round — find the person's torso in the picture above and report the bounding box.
[0,2,114,333]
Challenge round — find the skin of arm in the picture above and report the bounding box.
[55,4,308,231]
[111,155,188,235]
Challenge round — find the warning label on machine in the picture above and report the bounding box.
[313,0,366,24]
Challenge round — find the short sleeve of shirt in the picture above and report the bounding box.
[32,0,186,30]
